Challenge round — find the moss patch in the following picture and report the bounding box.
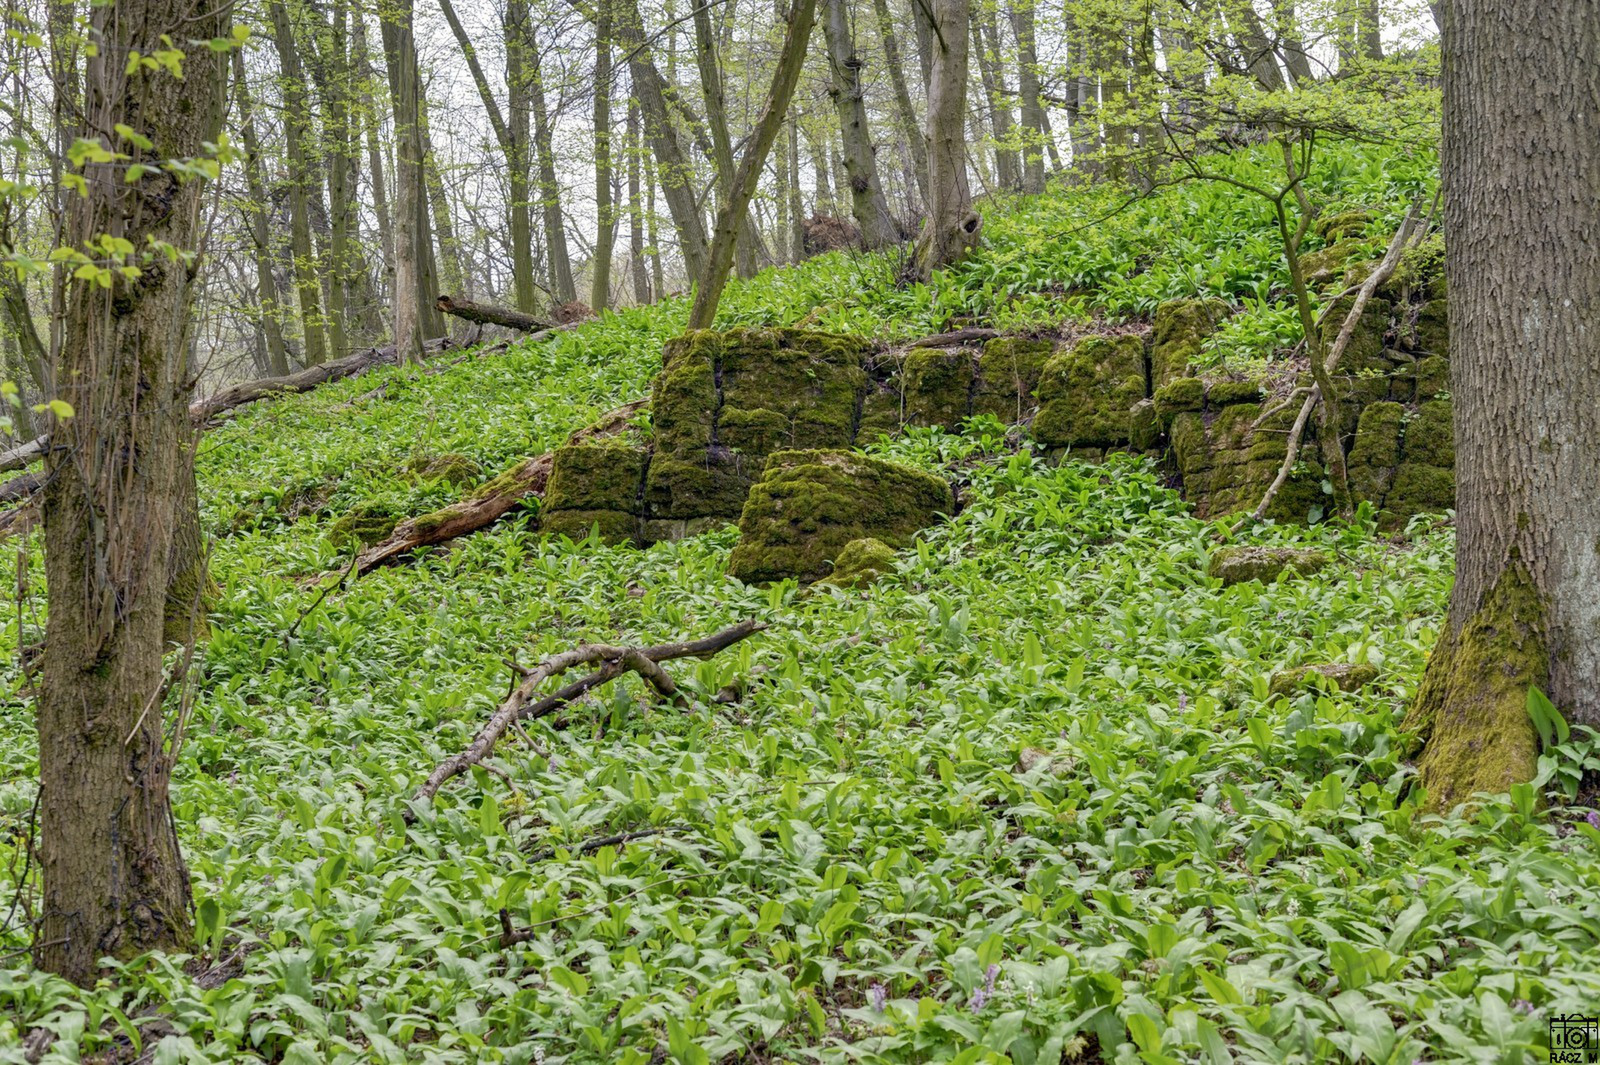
[1403,564,1544,812]
[728,450,953,584]
[404,453,482,486]
[973,338,1052,423]
[902,349,974,428]
[540,508,639,545]
[544,443,650,513]
[1154,377,1205,423]
[818,537,898,588]
[1207,379,1264,408]
[328,501,399,549]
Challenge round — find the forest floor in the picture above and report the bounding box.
[2,143,1598,1064]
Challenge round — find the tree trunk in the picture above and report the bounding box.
[786,115,806,261]
[355,19,396,299]
[687,0,818,328]
[1007,0,1045,193]
[418,89,465,311]
[912,0,979,280]
[820,0,899,248]
[36,0,230,985]
[270,0,331,365]
[870,0,929,205]
[971,5,1019,191]
[613,0,709,284]
[525,26,576,305]
[231,49,291,376]
[379,0,427,364]
[1402,0,1600,811]
[626,99,651,304]
[591,0,617,309]
[1270,0,1316,86]
[690,0,756,279]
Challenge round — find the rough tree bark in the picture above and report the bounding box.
[591,0,617,308]
[1402,0,1600,811]
[379,0,427,363]
[912,0,980,280]
[525,19,576,305]
[686,0,819,328]
[820,0,900,248]
[36,0,230,985]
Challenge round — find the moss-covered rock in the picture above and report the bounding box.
[540,508,639,545]
[1403,399,1454,467]
[1208,546,1331,586]
[1414,354,1449,398]
[1347,400,1406,514]
[1207,379,1265,407]
[544,443,649,513]
[902,349,974,428]
[818,537,897,587]
[973,337,1052,423]
[1300,242,1356,285]
[1269,662,1379,697]
[1385,233,1446,301]
[643,454,755,519]
[1150,299,1227,387]
[1154,377,1205,422]
[1033,334,1148,448]
[1323,297,1396,414]
[405,452,482,486]
[328,501,399,548]
[1313,209,1371,242]
[1129,399,1161,452]
[653,332,720,454]
[728,450,953,584]
[718,328,868,445]
[1172,401,1325,521]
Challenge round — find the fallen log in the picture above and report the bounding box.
[406,618,765,819]
[436,294,552,333]
[350,398,647,576]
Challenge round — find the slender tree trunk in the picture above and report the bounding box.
[379,0,426,363]
[821,0,899,247]
[626,99,651,304]
[418,90,465,309]
[787,115,806,260]
[972,5,1019,191]
[524,23,576,304]
[1007,0,1044,193]
[613,0,709,283]
[691,0,756,278]
[231,49,291,376]
[687,0,818,328]
[805,121,834,213]
[913,0,979,280]
[37,0,230,986]
[1270,0,1315,85]
[1403,0,1600,811]
[270,0,330,365]
[501,0,538,312]
[355,18,395,301]
[591,0,616,308]
[870,0,928,205]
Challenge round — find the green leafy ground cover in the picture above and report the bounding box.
[5,144,1599,1064]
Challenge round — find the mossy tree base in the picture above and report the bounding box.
[1402,564,1545,813]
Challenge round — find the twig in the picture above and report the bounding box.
[285,549,358,642]
[526,827,669,861]
[405,620,765,818]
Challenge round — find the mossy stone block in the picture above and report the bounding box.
[1403,400,1454,467]
[544,443,649,513]
[903,349,974,428]
[1150,298,1228,387]
[1385,463,1455,520]
[718,327,867,448]
[653,333,720,453]
[1154,377,1205,422]
[1207,379,1265,407]
[1348,401,1405,511]
[728,450,953,584]
[1300,242,1356,285]
[1033,334,1148,448]
[540,508,639,545]
[1129,399,1161,452]
[718,407,791,456]
[1413,300,1449,354]
[1208,546,1331,586]
[974,337,1053,423]
[1313,209,1371,242]
[1415,354,1450,398]
[643,454,756,519]
[1269,663,1379,697]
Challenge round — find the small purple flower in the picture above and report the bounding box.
[867,983,887,1012]
[1512,998,1535,1015]
[970,987,990,1012]
[1586,810,1599,830]
[985,963,1000,993]
[1178,693,1188,712]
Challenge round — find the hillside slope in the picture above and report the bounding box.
[4,145,1598,1064]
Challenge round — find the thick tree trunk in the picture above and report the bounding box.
[820,0,899,248]
[1403,0,1600,811]
[687,0,818,328]
[270,0,330,365]
[912,0,979,280]
[37,0,230,985]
